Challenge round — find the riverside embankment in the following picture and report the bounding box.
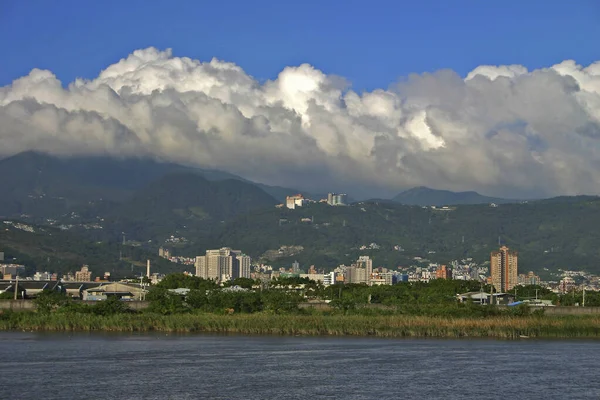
[2,311,600,339]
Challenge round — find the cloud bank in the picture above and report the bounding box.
[2,48,600,198]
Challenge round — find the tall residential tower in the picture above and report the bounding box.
[490,246,518,292]
[195,247,251,282]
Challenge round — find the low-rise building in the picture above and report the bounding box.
[456,292,516,305]
[83,282,148,301]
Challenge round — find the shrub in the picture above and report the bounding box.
[34,291,69,315]
[92,297,131,316]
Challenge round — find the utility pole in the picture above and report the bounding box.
[583,288,586,307]
[13,275,18,300]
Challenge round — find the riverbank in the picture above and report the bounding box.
[2,311,600,339]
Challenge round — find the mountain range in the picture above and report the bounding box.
[0,151,321,218]
[391,186,518,206]
[0,152,520,220]
[4,151,600,277]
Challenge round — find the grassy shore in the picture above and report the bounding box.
[2,311,600,339]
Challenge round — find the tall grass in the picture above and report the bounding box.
[1,311,599,339]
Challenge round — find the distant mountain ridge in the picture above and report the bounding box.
[0,152,317,217]
[392,186,518,206]
[113,172,278,223]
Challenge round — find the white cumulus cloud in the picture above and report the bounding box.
[2,47,600,199]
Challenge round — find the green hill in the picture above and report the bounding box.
[6,193,600,276]
[182,197,600,275]
[0,151,317,217]
[0,221,185,278]
[104,173,278,241]
[392,186,517,206]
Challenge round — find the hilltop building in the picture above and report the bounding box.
[158,247,171,259]
[286,194,307,209]
[327,193,347,206]
[490,246,518,292]
[195,248,251,282]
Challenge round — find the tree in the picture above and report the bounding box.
[92,296,130,316]
[224,277,256,289]
[185,289,208,310]
[34,290,69,315]
[261,290,302,314]
[156,273,218,291]
[146,287,189,315]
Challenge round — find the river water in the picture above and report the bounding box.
[0,332,597,399]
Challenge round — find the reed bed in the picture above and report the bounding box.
[1,311,600,339]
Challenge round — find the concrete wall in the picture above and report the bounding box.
[0,300,36,311]
[0,300,149,311]
[531,306,600,315]
[299,303,600,315]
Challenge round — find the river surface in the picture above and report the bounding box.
[0,332,598,399]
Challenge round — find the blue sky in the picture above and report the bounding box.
[2,0,599,91]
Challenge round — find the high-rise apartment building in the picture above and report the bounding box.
[327,193,347,206]
[356,255,373,285]
[234,254,252,280]
[435,265,452,279]
[291,260,300,274]
[195,248,251,281]
[158,247,171,259]
[490,246,518,292]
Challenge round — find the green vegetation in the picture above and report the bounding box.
[1,277,599,339]
[197,197,600,275]
[392,186,515,206]
[107,173,277,241]
[0,224,185,278]
[2,310,600,339]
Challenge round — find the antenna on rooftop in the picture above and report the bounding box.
[498,236,501,246]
